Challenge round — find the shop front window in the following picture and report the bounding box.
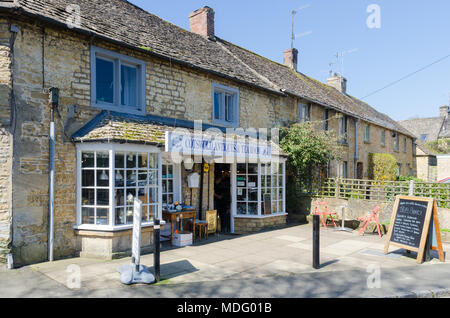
[114,152,159,225]
[236,162,285,216]
[80,151,110,225]
[78,145,161,230]
[261,163,284,214]
[236,163,258,215]
[162,164,174,209]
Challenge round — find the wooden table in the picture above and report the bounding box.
[162,209,196,245]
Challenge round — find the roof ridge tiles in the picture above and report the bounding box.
[5,0,415,138]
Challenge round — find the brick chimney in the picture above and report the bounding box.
[189,7,215,40]
[440,105,449,118]
[283,48,298,71]
[327,73,347,94]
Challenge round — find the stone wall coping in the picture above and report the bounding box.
[234,213,288,220]
[75,224,160,238]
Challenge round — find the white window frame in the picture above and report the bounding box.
[381,130,386,147]
[212,82,240,127]
[233,161,286,218]
[75,143,162,232]
[236,162,259,216]
[161,162,182,209]
[91,46,146,115]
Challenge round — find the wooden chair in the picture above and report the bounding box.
[206,210,218,235]
[313,201,337,229]
[357,205,383,238]
[193,210,218,241]
[195,221,208,241]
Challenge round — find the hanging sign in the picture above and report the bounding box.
[165,131,272,161]
[384,196,444,264]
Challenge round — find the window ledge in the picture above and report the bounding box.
[73,221,166,233]
[234,212,288,219]
[212,119,239,129]
[91,103,145,116]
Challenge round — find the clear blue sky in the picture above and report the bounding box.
[129,0,450,121]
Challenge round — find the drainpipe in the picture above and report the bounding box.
[354,118,360,178]
[7,23,18,269]
[48,87,59,262]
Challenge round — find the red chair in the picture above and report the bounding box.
[357,205,383,238]
[313,201,337,229]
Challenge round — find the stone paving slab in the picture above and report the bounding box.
[23,224,450,291]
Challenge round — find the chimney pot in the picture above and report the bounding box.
[440,106,449,118]
[327,73,347,94]
[283,48,298,71]
[189,7,215,40]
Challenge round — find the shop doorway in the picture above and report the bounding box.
[214,163,232,233]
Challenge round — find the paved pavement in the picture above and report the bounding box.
[2,223,450,298]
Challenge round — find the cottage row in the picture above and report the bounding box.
[0,0,415,266]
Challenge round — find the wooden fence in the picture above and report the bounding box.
[307,178,450,209]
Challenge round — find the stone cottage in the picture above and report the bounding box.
[0,0,415,266]
[398,106,450,182]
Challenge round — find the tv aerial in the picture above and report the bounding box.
[334,48,359,76]
[291,4,311,49]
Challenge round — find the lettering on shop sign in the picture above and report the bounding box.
[165,131,272,161]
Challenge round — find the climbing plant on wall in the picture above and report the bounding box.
[280,122,343,192]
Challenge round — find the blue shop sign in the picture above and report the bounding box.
[165,131,272,160]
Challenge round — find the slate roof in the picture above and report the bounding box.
[440,117,450,138]
[2,0,414,138]
[398,116,448,142]
[72,111,167,145]
[415,141,437,157]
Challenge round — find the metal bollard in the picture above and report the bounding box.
[154,219,161,283]
[313,215,320,269]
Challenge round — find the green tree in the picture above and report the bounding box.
[368,153,398,181]
[280,122,343,191]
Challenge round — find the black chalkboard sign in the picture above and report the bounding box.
[384,196,443,264]
[390,199,429,248]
